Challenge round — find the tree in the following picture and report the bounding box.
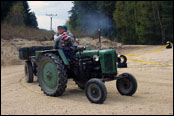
[28,12,38,28]
[113,1,170,45]
[1,1,17,22]
[155,1,173,43]
[69,1,117,39]
[1,1,38,28]
[97,1,117,40]
[22,1,38,28]
[4,1,27,26]
[113,1,137,44]
[69,1,173,44]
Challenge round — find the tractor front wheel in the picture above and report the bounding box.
[85,78,107,104]
[116,73,137,96]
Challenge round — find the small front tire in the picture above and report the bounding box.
[85,78,107,104]
[116,73,137,96]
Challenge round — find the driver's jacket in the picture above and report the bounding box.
[53,31,74,50]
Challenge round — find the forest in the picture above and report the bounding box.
[68,1,173,45]
[1,1,38,28]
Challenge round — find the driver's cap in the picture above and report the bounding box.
[57,25,67,31]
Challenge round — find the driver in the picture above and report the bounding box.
[53,25,74,49]
[53,25,76,61]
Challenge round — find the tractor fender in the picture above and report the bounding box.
[35,49,70,66]
[57,49,70,66]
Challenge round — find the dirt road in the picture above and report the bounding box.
[1,46,173,115]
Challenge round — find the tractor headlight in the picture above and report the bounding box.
[93,55,99,61]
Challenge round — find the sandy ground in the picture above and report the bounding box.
[1,40,173,115]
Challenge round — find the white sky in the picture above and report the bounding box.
[27,1,73,31]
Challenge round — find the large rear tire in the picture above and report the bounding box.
[37,53,67,96]
[24,61,33,83]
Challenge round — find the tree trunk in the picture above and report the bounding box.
[156,2,165,44]
[134,1,140,42]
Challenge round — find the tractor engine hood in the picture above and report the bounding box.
[76,49,117,74]
[76,50,99,58]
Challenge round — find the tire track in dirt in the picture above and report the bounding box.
[19,77,44,95]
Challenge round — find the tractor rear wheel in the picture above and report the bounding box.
[24,61,34,83]
[116,73,137,96]
[37,53,67,96]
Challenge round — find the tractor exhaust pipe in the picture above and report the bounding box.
[98,28,101,50]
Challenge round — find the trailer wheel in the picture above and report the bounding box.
[116,73,137,96]
[85,78,107,104]
[24,61,33,83]
[37,53,67,96]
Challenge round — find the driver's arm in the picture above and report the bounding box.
[54,34,62,42]
[68,32,75,44]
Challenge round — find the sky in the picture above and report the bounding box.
[28,1,74,31]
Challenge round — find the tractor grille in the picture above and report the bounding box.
[104,53,113,71]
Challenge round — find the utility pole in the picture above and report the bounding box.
[46,14,57,31]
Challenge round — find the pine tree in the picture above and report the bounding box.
[28,12,38,28]
[1,1,17,22]
[1,1,38,28]
[5,1,27,26]
[136,1,161,44]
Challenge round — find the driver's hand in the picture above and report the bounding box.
[64,36,69,40]
[63,32,67,35]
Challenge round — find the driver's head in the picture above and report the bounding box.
[57,25,67,34]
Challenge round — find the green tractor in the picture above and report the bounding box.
[19,31,137,104]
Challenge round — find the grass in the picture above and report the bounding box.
[1,23,55,41]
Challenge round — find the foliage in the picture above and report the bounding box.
[68,1,173,45]
[1,1,38,28]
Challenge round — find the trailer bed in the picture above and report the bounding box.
[19,46,53,60]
